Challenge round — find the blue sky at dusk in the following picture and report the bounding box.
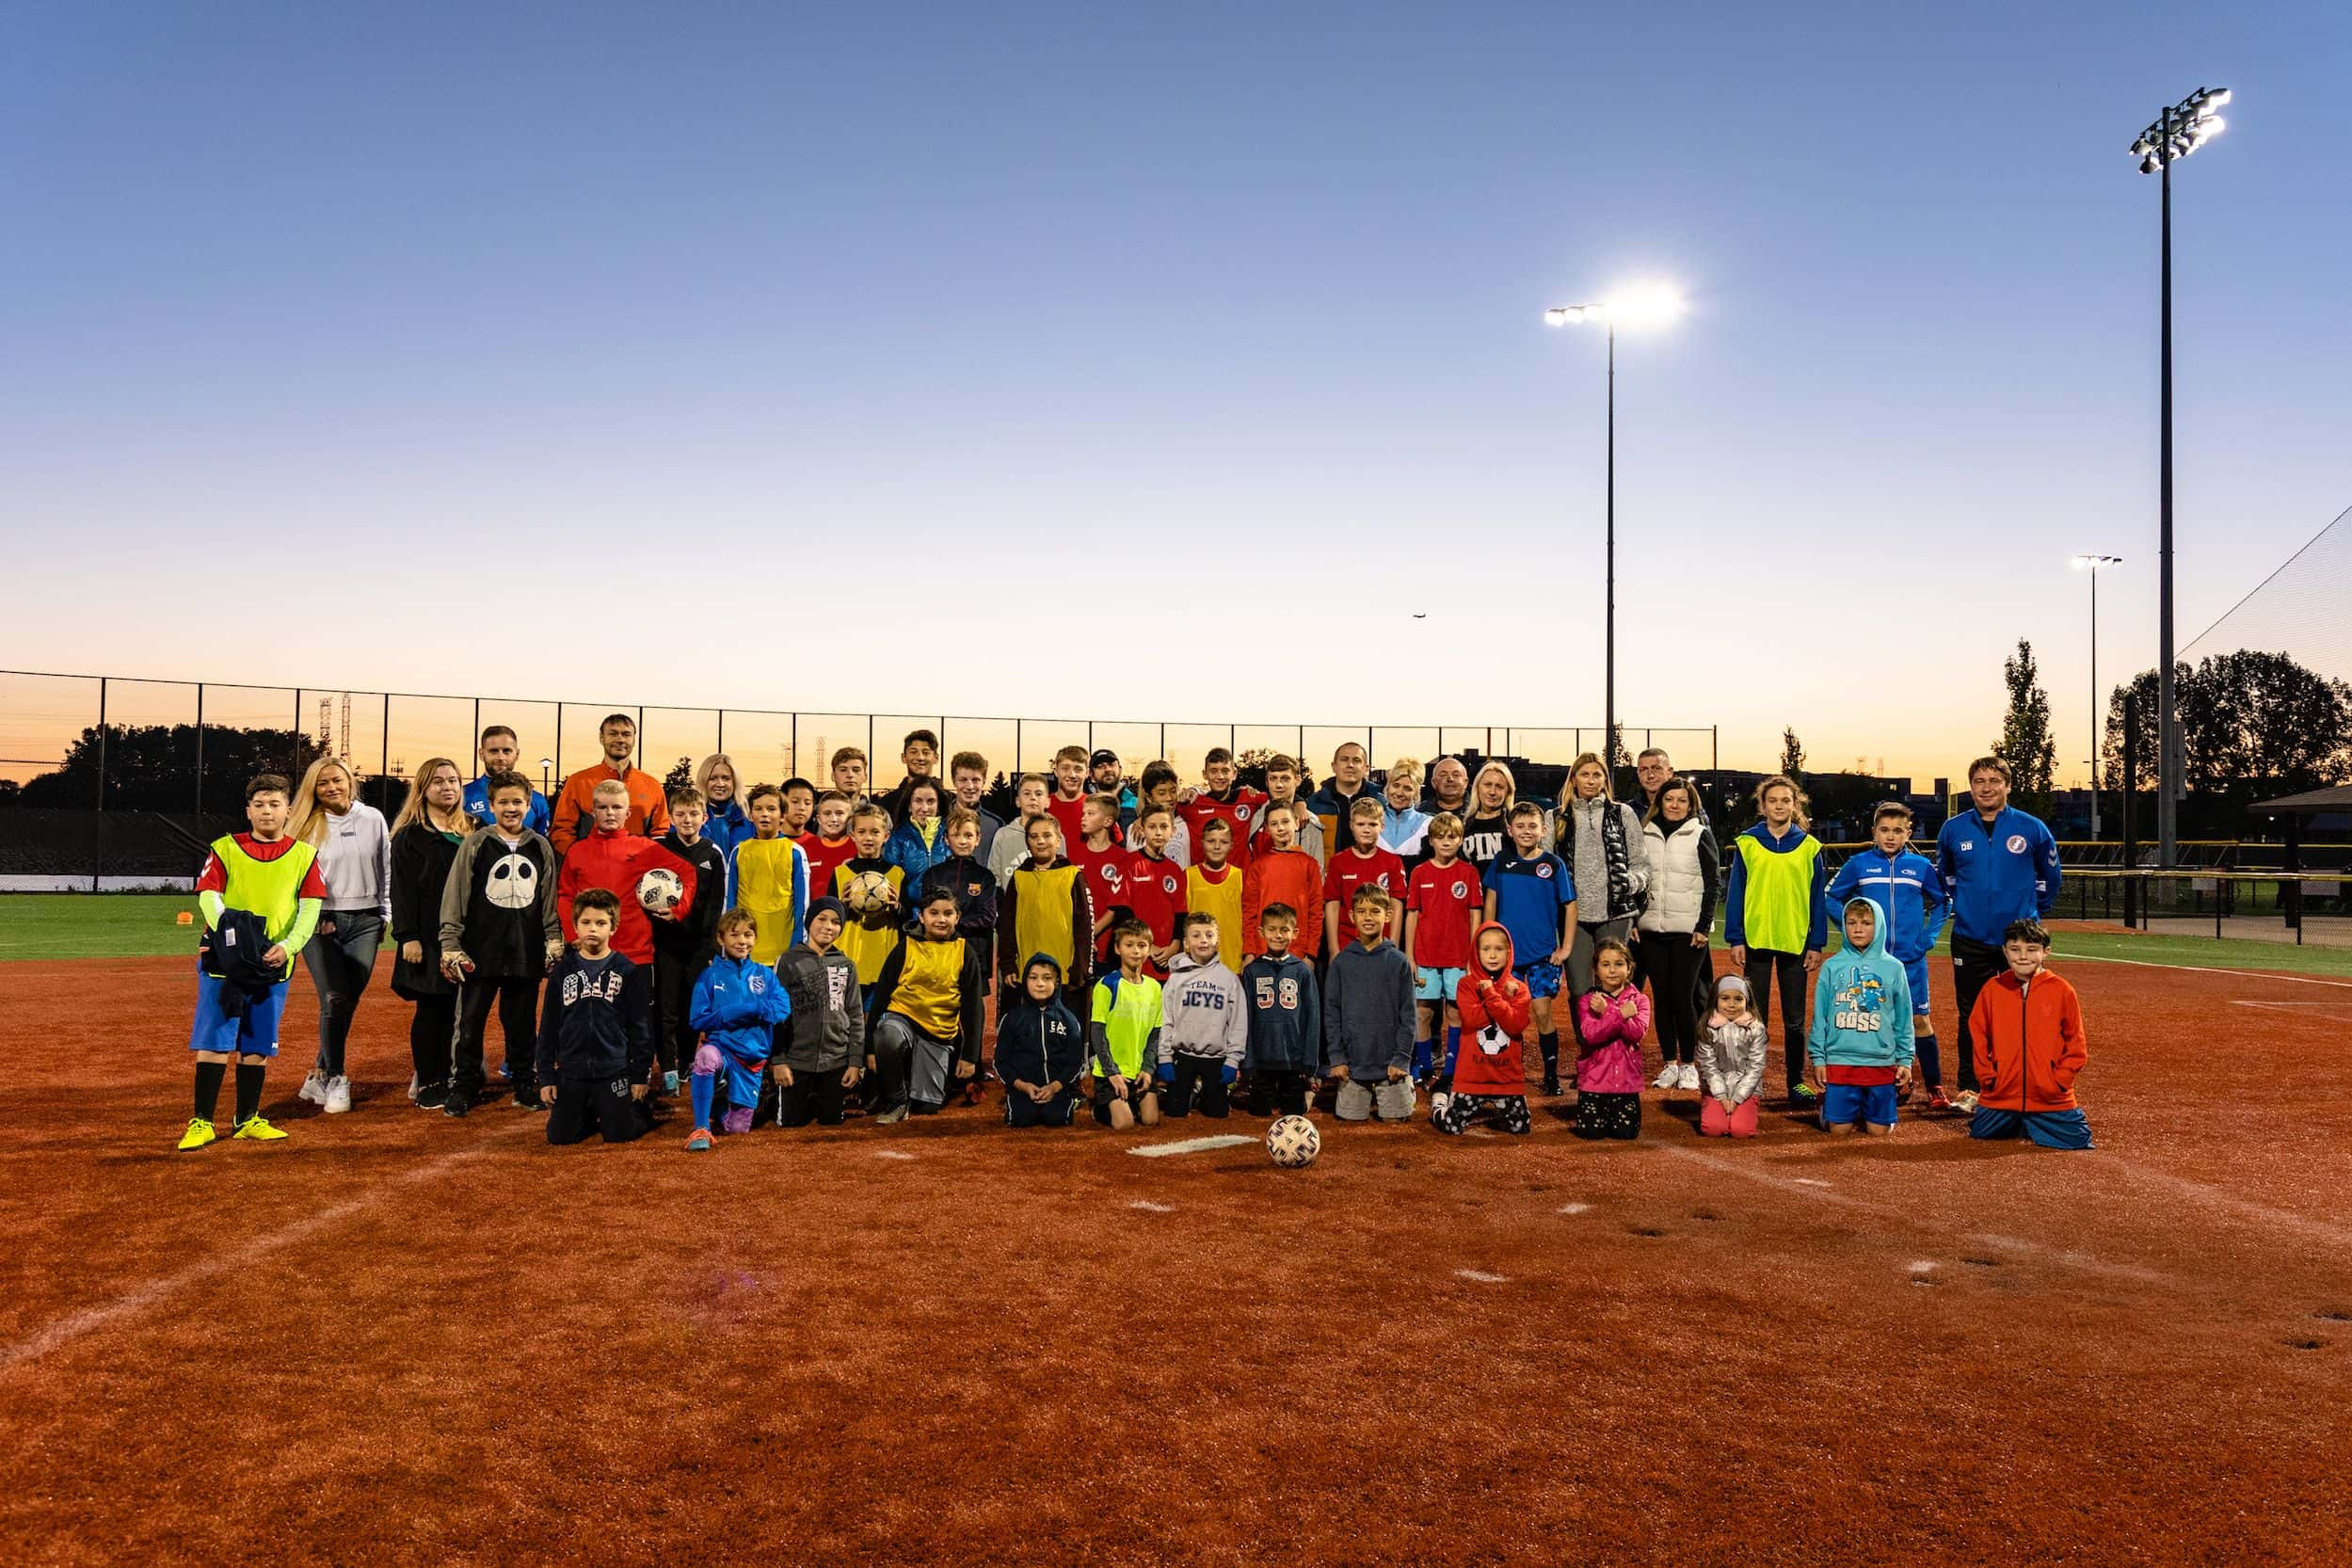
[4,1,2346,787]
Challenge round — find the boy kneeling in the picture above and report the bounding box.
[684,907,793,1149]
[1806,897,1914,1136]
[1967,920,2092,1150]
[536,889,652,1145]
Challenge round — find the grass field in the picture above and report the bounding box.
[10,890,2351,977]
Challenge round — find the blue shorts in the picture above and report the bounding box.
[1820,1080,1898,1128]
[1902,957,1932,1013]
[1514,962,1561,1000]
[1416,966,1466,1003]
[186,971,289,1058]
[1969,1107,2093,1149]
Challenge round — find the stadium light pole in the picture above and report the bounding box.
[2130,85,2229,869]
[2072,553,2123,839]
[1544,284,1684,780]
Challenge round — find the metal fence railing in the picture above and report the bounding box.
[2049,870,2352,947]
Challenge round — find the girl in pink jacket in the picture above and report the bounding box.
[1573,936,1651,1140]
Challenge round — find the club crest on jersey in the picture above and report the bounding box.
[1449,879,1468,901]
[2006,834,2027,854]
[1535,862,1554,879]
[1234,805,1253,823]
[1160,874,1178,895]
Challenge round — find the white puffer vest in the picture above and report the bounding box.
[1640,818,1708,935]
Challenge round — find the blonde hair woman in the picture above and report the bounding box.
[286,757,389,1115]
[694,753,752,856]
[1555,751,1651,1004]
[389,760,475,1115]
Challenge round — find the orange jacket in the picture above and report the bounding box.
[1967,967,2087,1112]
[1243,848,1326,961]
[549,763,671,858]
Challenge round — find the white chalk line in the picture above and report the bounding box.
[2227,999,2333,1011]
[1128,1199,1175,1213]
[1,1126,534,1376]
[1454,1269,1509,1284]
[873,1150,917,1160]
[2096,1160,2352,1252]
[1556,1202,1592,1215]
[2064,952,2352,989]
[1126,1134,1257,1159]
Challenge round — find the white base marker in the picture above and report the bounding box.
[1128,1199,1175,1212]
[874,1150,917,1161]
[1454,1269,1509,1284]
[1793,1177,1832,1188]
[1908,1260,1937,1274]
[1557,1202,1592,1215]
[1128,1134,1257,1158]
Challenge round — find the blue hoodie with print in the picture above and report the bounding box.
[1807,896,1915,1072]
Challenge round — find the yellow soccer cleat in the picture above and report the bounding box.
[232,1115,289,1142]
[177,1117,216,1151]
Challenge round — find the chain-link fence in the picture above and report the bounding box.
[0,668,1720,888]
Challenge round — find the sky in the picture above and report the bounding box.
[4,1,2348,790]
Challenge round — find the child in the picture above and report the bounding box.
[916,808,998,952]
[1404,812,1483,1085]
[1827,802,1952,1110]
[832,803,905,988]
[655,786,729,1098]
[684,908,794,1149]
[999,953,1086,1127]
[1966,920,2092,1149]
[1571,936,1650,1140]
[1241,904,1320,1116]
[829,745,869,801]
[725,784,812,968]
[1159,913,1247,1118]
[1185,818,1246,972]
[1805,897,1915,1137]
[1324,887,1416,1122]
[798,792,858,915]
[437,771,562,1114]
[999,813,1094,1012]
[866,888,988,1122]
[1249,754,1325,867]
[883,776,952,892]
[1379,758,1432,863]
[555,779,697,968]
[1125,761,1192,868]
[1087,920,1164,1130]
[1322,797,1406,962]
[1071,793,1128,967]
[1243,801,1324,963]
[1123,805,1190,976]
[779,777,818,840]
[1435,922,1532,1136]
[178,773,325,1148]
[948,750,1006,852]
[1481,801,1577,1095]
[1178,746,1267,870]
[990,773,1053,888]
[773,897,864,1128]
[1696,976,1769,1140]
[1047,744,1093,852]
[1723,775,1830,1105]
[536,888,653,1145]
[879,728,941,825]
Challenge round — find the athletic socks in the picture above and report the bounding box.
[1411,1038,1433,1080]
[1443,1025,1461,1080]
[194,1061,226,1122]
[232,1063,265,1125]
[1537,1032,1560,1071]
[1915,1032,1942,1088]
[690,1070,716,1131]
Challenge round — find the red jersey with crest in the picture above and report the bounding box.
[1178,786,1268,870]
[1323,846,1407,940]
[1122,850,1189,966]
[1073,834,1129,961]
[1406,857,1485,969]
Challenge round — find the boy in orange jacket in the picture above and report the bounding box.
[1966,920,2092,1150]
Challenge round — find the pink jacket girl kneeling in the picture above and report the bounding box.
[1573,984,1652,1095]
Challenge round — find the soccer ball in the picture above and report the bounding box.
[636,868,685,916]
[841,869,898,915]
[1267,1114,1320,1169]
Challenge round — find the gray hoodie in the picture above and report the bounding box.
[1158,952,1247,1068]
[776,941,863,1073]
[1321,937,1416,1077]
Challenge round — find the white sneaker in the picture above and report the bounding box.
[297,1070,328,1106]
[1677,1063,1701,1092]
[1953,1089,1980,1114]
[1653,1064,1680,1091]
[324,1075,352,1114]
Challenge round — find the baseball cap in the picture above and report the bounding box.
[1089,749,1120,768]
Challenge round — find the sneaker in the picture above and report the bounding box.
[663,1070,680,1096]
[1430,1091,1452,1122]
[324,1076,352,1114]
[1789,1082,1820,1103]
[510,1093,538,1112]
[297,1070,328,1106]
[685,1128,712,1151]
[1952,1089,1980,1114]
[1927,1086,1955,1113]
[1540,1070,1561,1096]
[1652,1065,1680,1091]
[498,1061,512,1080]
[414,1081,449,1111]
[1676,1063,1701,1092]
[407,1073,421,1102]
[443,1095,472,1120]
[177,1117,216,1151]
[232,1114,288,1141]
[960,1079,985,1107]
[873,1105,909,1126]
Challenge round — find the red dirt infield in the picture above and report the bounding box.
[4,947,2349,1566]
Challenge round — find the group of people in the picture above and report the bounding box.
[174,717,2094,1155]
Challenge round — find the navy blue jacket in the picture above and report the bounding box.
[1934,807,2061,947]
[536,950,652,1083]
[995,955,1087,1090]
[1240,951,1322,1073]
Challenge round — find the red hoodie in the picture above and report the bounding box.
[556,827,697,964]
[1451,922,1531,1096]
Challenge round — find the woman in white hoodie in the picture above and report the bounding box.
[287,757,391,1114]
[1638,776,1720,1091]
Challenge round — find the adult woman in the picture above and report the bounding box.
[695,753,752,857]
[1637,776,1719,1092]
[388,759,473,1114]
[288,757,390,1115]
[1460,761,1522,874]
[1555,752,1649,998]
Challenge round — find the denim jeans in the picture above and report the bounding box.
[303,910,383,1077]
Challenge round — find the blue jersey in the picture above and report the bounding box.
[1826,847,1948,965]
[1934,808,2060,947]
[1484,849,1576,965]
[464,775,552,838]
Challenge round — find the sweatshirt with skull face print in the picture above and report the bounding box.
[440,824,562,978]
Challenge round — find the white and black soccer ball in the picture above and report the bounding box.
[841,869,898,915]
[636,867,685,916]
[1267,1114,1320,1169]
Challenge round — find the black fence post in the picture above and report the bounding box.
[92,676,108,892]
[2120,693,2140,928]
[194,681,205,821]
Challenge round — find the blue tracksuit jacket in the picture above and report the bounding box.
[1934,807,2060,947]
[1826,848,1948,965]
[687,953,793,1108]
[464,776,552,837]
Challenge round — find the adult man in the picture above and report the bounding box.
[877,728,942,827]
[1089,750,1137,829]
[1304,742,1379,859]
[463,725,552,836]
[549,713,668,857]
[1934,757,2061,1112]
[946,749,1005,848]
[1632,747,1703,822]
[1421,756,1472,818]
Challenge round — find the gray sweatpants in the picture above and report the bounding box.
[1335,1077,1416,1122]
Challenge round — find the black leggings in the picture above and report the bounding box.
[1950,936,2003,1093]
[407,992,459,1089]
[1639,933,1708,1065]
[1742,948,1808,1091]
[456,976,539,1101]
[1160,1057,1232,1119]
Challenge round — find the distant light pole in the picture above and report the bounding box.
[1544,284,1684,778]
[2129,85,2229,869]
[2072,553,2123,838]
[539,757,553,797]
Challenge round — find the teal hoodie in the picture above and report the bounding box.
[1807,896,1915,1071]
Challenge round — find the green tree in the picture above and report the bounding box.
[1992,638,2056,817]
[664,755,695,792]
[17,724,322,812]
[2104,651,2352,793]
[1779,727,1805,776]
